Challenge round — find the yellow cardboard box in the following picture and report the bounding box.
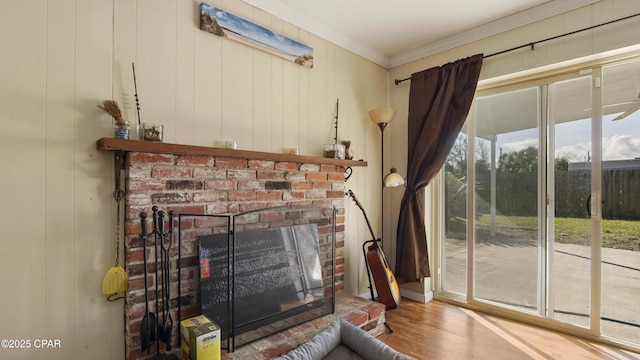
[180,315,221,360]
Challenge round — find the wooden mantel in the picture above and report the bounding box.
[97,137,368,167]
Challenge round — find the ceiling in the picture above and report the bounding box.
[242,0,601,68]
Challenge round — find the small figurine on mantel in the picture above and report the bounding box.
[98,100,130,140]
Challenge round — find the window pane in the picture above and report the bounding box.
[442,132,468,295]
[549,77,592,328]
[600,60,640,343]
[473,87,540,313]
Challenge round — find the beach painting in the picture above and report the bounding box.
[199,3,314,68]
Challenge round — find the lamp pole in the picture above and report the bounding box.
[369,107,395,249]
[377,122,388,248]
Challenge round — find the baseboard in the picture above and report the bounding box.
[358,291,375,300]
[400,287,433,304]
[359,285,434,304]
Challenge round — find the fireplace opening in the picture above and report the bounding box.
[181,205,336,351]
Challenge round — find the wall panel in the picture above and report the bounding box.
[0,2,48,357]
[73,0,117,358]
[136,1,178,143]
[45,0,80,358]
[252,7,274,152]
[175,0,196,145]
[193,15,223,147]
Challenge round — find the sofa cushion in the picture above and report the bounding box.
[324,344,366,359]
[276,321,341,360]
[339,320,413,360]
[274,319,414,360]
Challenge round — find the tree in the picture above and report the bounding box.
[445,134,492,177]
[475,139,491,175]
[446,134,468,178]
[554,154,571,172]
[498,146,538,173]
[497,146,573,173]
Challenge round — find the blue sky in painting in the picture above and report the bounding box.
[200,3,313,57]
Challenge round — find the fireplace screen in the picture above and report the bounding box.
[192,206,336,351]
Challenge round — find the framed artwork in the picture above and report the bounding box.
[199,2,314,68]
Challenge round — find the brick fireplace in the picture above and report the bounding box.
[97,138,384,359]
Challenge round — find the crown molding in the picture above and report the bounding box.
[240,0,390,67]
[241,0,601,70]
[389,0,602,68]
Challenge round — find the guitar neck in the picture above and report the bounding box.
[347,190,378,242]
[362,210,378,242]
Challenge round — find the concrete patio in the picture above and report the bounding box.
[443,237,640,344]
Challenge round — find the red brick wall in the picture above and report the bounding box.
[122,152,347,359]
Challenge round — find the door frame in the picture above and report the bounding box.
[434,54,640,351]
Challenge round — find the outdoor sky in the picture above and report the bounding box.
[498,110,640,163]
[490,59,640,164]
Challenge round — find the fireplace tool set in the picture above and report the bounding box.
[139,206,179,359]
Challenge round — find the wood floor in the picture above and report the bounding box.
[378,299,640,360]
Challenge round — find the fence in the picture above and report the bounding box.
[469,169,640,220]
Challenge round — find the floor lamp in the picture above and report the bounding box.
[368,108,405,248]
[367,108,405,332]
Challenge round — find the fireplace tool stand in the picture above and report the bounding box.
[139,206,179,359]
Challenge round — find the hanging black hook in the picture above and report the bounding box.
[344,166,353,182]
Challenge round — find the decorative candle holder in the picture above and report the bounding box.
[141,123,163,142]
[113,121,130,140]
[323,143,345,159]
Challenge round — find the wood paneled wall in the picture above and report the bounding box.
[0,1,387,359]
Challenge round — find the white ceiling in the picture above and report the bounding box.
[242,0,602,68]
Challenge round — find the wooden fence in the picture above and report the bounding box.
[472,169,640,220]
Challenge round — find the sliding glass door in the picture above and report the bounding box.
[548,76,594,329]
[472,86,542,314]
[600,60,640,344]
[440,58,640,349]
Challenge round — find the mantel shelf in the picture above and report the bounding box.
[96,138,368,167]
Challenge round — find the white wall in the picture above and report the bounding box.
[0,0,388,358]
[387,0,640,295]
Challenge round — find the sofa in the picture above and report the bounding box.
[274,319,414,360]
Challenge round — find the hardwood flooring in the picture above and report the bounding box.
[378,299,640,360]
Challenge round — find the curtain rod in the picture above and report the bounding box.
[394,12,640,86]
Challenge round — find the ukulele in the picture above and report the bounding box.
[347,190,401,309]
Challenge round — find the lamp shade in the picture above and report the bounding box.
[368,108,396,125]
[383,168,405,188]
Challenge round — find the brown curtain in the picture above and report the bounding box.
[395,54,483,283]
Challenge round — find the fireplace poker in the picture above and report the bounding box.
[152,206,161,355]
[162,210,175,350]
[158,210,167,348]
[158,210,174,351]
[139,212,157,353]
